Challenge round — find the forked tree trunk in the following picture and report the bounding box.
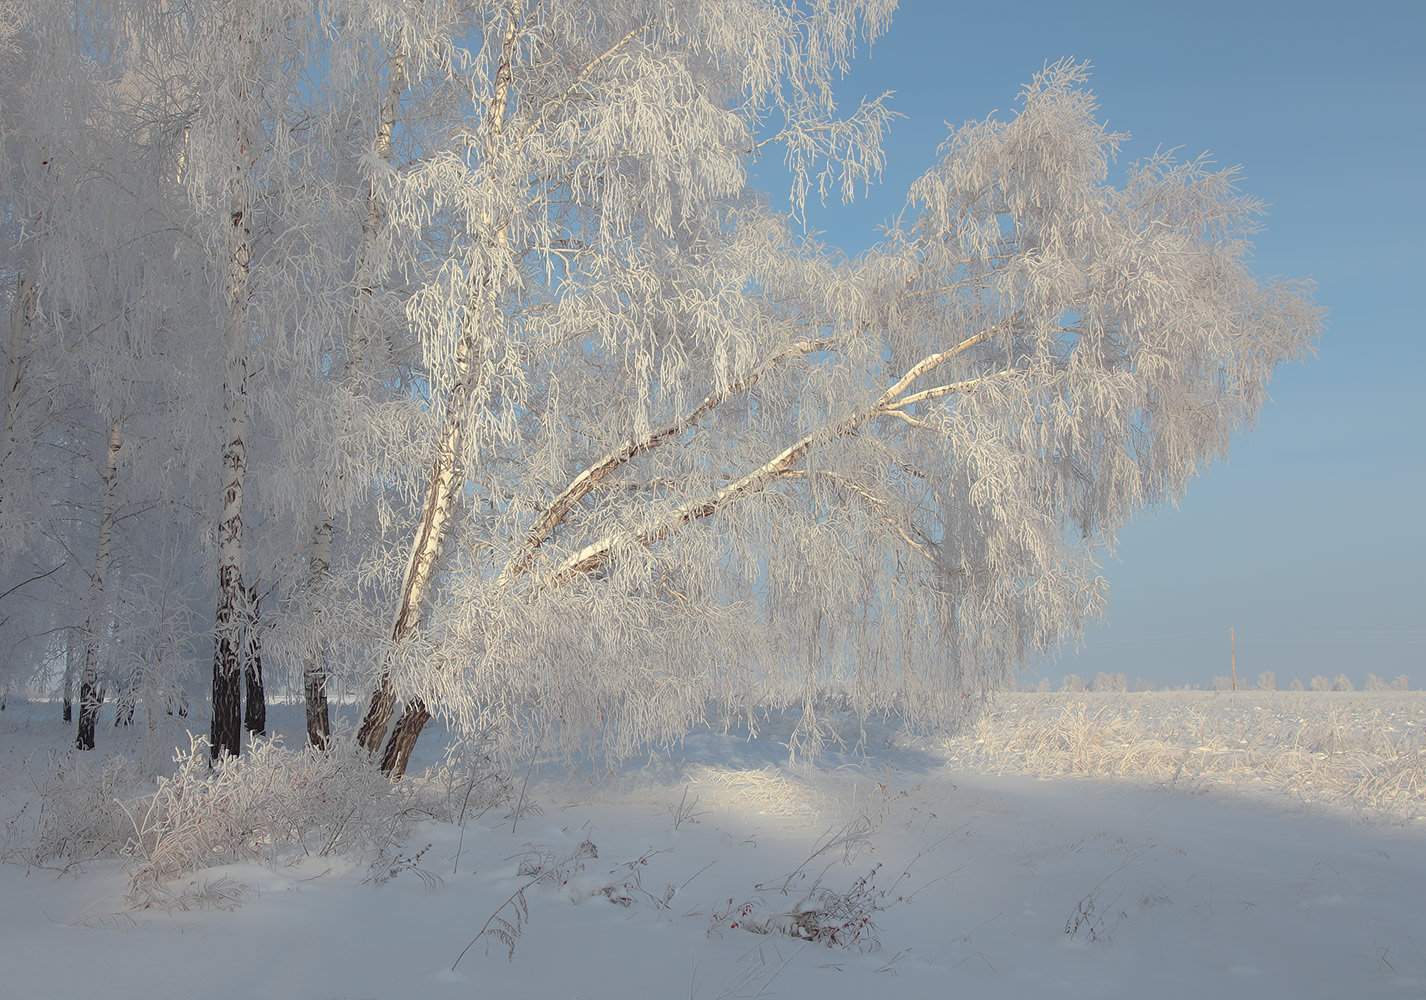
[77,417,123,751]
[243,581,265,735]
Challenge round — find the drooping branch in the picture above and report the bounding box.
[776,468,944,570]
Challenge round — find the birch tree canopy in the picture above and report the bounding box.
[0,1,1320,768]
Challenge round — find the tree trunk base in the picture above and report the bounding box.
[305,672,330,750]
[212,635,242,759]
[357,676,398,753]
[243,660,265,735]
[380,699,430,779]
[76,679,99,751]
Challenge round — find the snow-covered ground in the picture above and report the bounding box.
[2,694,1423,999]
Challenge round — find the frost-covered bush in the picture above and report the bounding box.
[6,751,139,867]
[1092,672,1128,693]
[1333,673,1355,692]
[13,735,508,909]
[1257,672,1276,691]
[1061,674,1086,693]
[1366,674,1391,692]
[1394,675,1413,692]
[1310,676,1331,692]
[123,736,407,905]
[1290,678,1305,692]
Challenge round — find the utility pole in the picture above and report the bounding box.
[1230,626,1237,692]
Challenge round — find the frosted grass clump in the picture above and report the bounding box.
[943,691,1426,822]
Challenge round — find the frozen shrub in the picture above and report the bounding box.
[1310,676,1331,692]
[1290,678,1305,692]
[9,751,139,867]
[1332,673,1355,692]
[13,734,509,909]
[1036,678,1053,693]
[1091,672,1128,693]
[1393,675,1412,691]
[1061,674,1086,693]
[1365,674,1391,692]
[1134,679,1157,692]
[124,736,419,906]
[1211,676,1234,692]
[1257,671,1276,691]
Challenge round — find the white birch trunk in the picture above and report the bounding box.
[210,201,250,759]
[209,11,258,760]
[76,416,122,751]
[358,14,519,773]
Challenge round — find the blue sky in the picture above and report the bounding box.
[764,0,1425,689]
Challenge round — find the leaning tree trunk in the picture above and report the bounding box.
[242,581,265,735]
[357,17,517,779]
[77,417,122,751]
[354,400,472,771]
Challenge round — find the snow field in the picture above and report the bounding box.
[1,694,1424,999]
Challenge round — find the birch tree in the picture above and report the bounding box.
[342,0,901,773]
[355,28,1318,773]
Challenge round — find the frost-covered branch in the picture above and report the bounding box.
[497,334,842,586]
